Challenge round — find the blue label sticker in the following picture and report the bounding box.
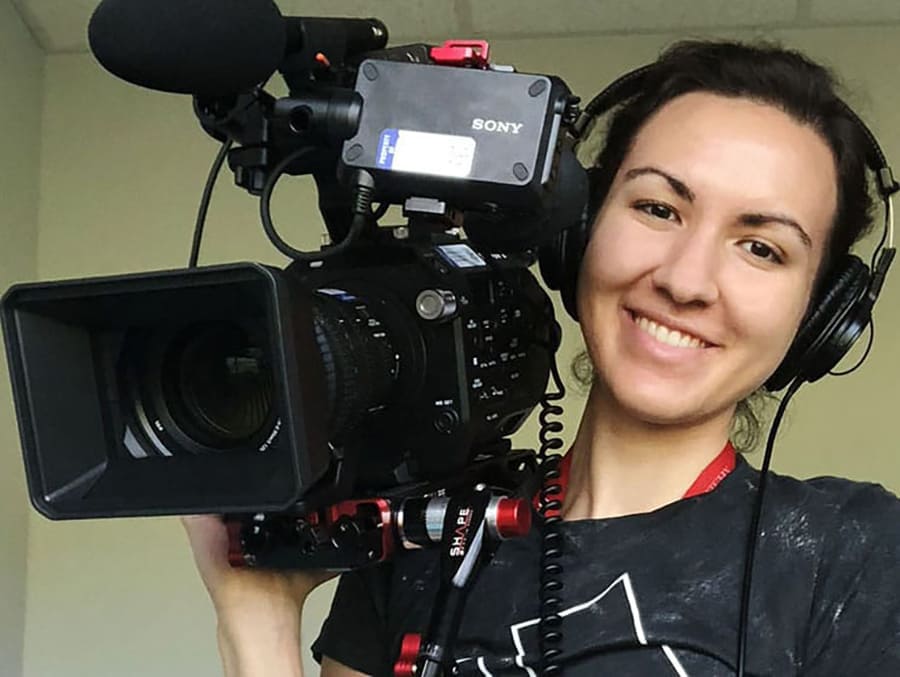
[317,288,358,303]
[376,128,399,169]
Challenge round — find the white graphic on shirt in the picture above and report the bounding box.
[456,572,689,676]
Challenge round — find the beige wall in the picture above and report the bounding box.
[8,22,900,677]
[0,1,43,675]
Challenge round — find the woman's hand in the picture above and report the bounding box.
[182,514,335,677]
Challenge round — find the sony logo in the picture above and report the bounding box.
[471,118,524,134]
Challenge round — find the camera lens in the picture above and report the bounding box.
[311,291,401,439]
[164,323,274,448]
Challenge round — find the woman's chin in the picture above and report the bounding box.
[604,381,723,429]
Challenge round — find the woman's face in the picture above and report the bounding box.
[577,92,838,427]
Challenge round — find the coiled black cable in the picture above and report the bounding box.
[537,350,567,676]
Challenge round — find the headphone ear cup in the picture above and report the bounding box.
[538,168,603,322]
[766,255,871,391]
[538,216,587,321]
[537,230,567,294]
[537,196,594,322]
[558,218,590,321]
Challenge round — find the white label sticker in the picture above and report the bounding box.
[437,244,487,269]
[377,128,475,178]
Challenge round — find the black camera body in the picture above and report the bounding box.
[295,232,554,490]
[1,14,587,549]
[2,229,553,519]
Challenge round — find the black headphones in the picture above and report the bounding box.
[539,64,897,392]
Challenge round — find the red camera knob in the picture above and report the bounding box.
[393,633,422,677]
[494,497,532,538]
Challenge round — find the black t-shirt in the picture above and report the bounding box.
[313,458,900,675]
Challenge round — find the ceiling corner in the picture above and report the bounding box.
[9,0,54,52]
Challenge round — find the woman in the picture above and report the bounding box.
[183,40,900,675]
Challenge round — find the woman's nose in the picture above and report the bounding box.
[650,228,721,307]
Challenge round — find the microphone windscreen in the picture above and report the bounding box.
[88,0,287,96]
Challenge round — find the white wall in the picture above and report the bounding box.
[9,22,900,677]
[0,1,42,675]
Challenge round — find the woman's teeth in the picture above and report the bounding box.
[633,314,705,349]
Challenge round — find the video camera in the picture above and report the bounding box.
[1,0,587,570]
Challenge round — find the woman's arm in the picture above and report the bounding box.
[182,515,336,677]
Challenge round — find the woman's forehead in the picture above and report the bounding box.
[626,93,834,171]
[619,92,838,243]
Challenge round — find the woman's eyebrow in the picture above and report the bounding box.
[740,212,813,249]
[623,166,813,249]
[623,166,696,202]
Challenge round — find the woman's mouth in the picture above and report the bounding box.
[629,311,710,349]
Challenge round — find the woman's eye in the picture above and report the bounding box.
[741,240,783,264]
[636,202,678,221]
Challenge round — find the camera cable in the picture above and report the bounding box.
[260,147,373,262]
[537,338,566,676]
[188,137,233,267]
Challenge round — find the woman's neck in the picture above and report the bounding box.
[563,382,735,520]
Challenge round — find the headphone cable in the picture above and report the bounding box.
[736,377,804,676]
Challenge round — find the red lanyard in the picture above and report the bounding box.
[682,442,736,498]
[539,442,736,514]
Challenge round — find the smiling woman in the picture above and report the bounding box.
[183,40,900,677]
[576,92,837,444]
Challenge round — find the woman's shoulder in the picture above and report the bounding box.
[763,464,900,526]
[722,459,900,572]
[742,462,900,573]
[754,469,900,670]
